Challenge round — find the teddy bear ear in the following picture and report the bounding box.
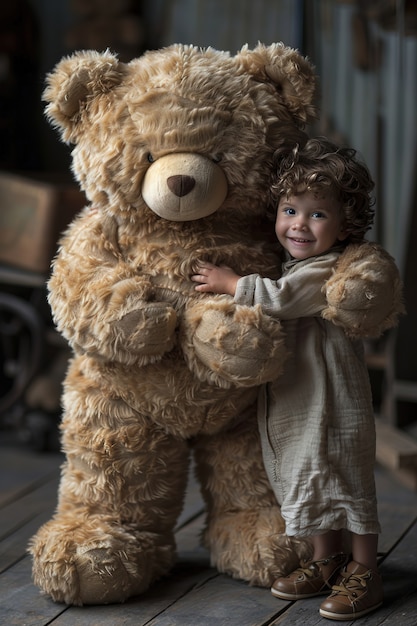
[236,42,317,126]
[43,49,124,142]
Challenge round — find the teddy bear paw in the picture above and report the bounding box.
[30,518,176,605]
[322,242,404,338]
[114,302,178,361]
[206,508,312,587]
[184,301,286,387]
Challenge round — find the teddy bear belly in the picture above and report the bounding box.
[65,353,258,439]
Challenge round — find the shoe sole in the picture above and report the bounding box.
[319,600,383,621]
[271,587,330,601]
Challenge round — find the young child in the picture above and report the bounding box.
[191,137,384,621]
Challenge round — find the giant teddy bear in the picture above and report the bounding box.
[30,43,403,606]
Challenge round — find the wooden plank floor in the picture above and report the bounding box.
[1,433,417,626]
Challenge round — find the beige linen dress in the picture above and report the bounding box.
[234,249,381,538]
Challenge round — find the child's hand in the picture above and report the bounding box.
[191,262,241,296]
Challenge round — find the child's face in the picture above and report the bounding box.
[275,190,348,260]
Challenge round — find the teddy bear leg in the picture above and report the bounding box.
[193,414,312,587]
[29,380,189,605]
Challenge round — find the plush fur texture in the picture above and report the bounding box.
[29,44,403,606]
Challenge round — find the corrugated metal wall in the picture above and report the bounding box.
[142,0,305,52]
[142,0,416,269]
[308,0,416,271]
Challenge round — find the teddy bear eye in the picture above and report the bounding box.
[212,154,222,164]
[147,153,155,163]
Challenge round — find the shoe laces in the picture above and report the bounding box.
[332,570,372,598]
[295,556,331,580]
[296,563,320,580]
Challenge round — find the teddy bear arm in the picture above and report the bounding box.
[50,280,178,365]
[181,297,287,388]
[322,242,405,338]
[49,238,177,364]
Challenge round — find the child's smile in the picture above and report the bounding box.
[275,191,348,260]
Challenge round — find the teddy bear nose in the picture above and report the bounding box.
[167,175,196,197]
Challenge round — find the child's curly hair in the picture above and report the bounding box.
[271,137,375,244]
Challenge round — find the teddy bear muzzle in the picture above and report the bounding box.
[142,152,228,221]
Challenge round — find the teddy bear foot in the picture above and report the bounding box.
[30,518,176,605]
[205,509,312,587]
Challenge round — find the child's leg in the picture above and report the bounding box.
[311,530,344,560]
[350,532,378,570]
[319,534,382,620]
[271,531,348,600]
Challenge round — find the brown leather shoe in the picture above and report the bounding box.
[319,561,383,620]
[271,553,349,600]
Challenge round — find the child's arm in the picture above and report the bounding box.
[192,254,339,319]
[191,262,242,296]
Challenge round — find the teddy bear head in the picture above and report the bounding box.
[43,43,316,225]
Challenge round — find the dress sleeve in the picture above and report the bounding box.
[234,253,338,320]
